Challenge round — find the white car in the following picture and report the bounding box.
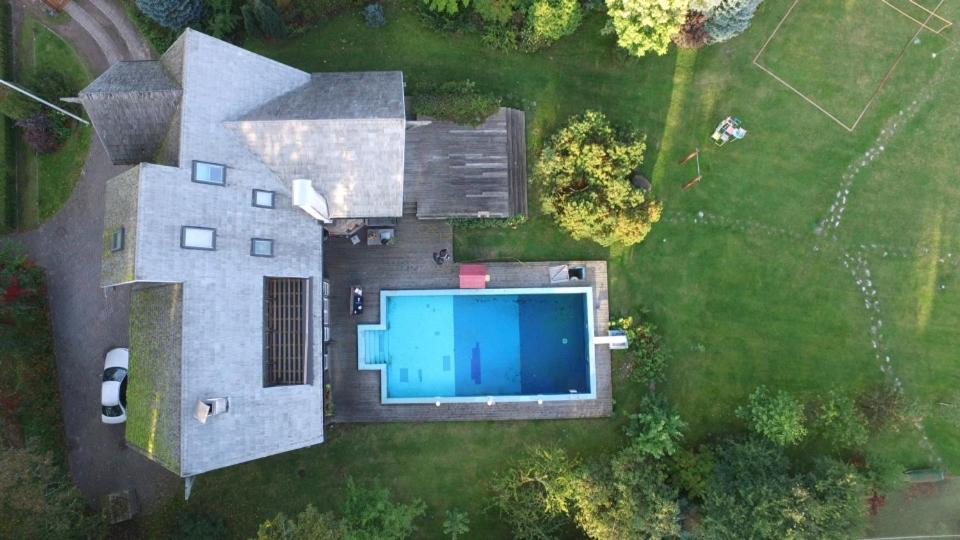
[101,348,128,424]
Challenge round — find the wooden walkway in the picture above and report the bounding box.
[324,216,611,423]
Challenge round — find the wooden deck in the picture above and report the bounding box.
[404,107,528,219]
[324,216,612,423]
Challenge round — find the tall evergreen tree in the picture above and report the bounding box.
[241,0,289,39]
[705,0,764,43]
[135,0,207,29]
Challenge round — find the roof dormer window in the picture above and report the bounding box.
[192,161,226,185]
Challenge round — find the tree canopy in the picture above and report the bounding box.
[135,0,206,29]
[603,0,689,57]
[525,0,583,47]
[536,110,662,247]
[700,439,867,539]
[705,0,764,43]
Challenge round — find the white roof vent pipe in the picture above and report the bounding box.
[292,179,332,223]
[193,397,229,424]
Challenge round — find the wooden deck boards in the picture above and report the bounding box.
[404,107,528,219]
[324,216,612,423]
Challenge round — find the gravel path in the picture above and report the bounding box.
[7,0,177,513]
[62,1,123,64]
[86,0,152,60]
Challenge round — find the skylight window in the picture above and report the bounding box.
[192,161,226,185]
[181,226,216,250]
[251,238,274,257]
[252,189,275,208]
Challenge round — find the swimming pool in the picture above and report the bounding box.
[357,287,596,404]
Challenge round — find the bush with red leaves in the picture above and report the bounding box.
[15,112,71,155]
[673,10,710,49]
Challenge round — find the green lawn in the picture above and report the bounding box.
[14,18,91,229]
[135,1,960,536]
[756,0,925,126]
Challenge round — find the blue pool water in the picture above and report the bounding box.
[358,290,592,401]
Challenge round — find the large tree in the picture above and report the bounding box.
[705,0,764,43]
[536,110,662,247]
[572,444,681,539]
[700,439,868,539]
[135,0,207,29]
[603,0,689,57]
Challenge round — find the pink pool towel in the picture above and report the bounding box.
[459,264,490,289]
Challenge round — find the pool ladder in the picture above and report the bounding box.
[362,330,389,364]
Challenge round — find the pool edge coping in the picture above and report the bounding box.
[356,287,598,405]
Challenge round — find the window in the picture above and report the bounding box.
[264,277,310,386]
[181,226,216,250]
[252,189,275,208]
[251,238,274,257]
[192,161,226,185]
[111,227,125,252]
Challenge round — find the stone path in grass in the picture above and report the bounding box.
[670,66,953,466]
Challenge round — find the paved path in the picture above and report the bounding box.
[8,0,178,511]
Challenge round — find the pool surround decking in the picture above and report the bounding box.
[324,215,612,423]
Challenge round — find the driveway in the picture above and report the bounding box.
[9,0,178,511]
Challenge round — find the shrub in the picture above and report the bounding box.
[278,0,367,30]
[474,0,522,24]
[449,214,526,229]
[176,510,229,539]
[603,0,688,57]
[422,0,471,16]
[0,85,41,121]
[857,383,927,433]
[523,0,583,50]
[203,0,242,39]
[409,80,501,126]
[670,445,716,499]
[536,110,661,247]
[736,386,807,446]
[705,0,764,43]
[255,479,426,540]
[624,398,686,459]
[480,22,522,51]
[16,113,70,155]
[609,314,666,384]
[814,390,869,451]
[442,509,470,540]
[242,0,289,38]
[673,10,709,48]
[135,0,207,29]
[362,3,386,27]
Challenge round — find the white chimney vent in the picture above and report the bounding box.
[193,397,229,424]
[292,179,332,223]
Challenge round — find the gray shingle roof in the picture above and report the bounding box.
[126,283,183,475]
[79,61,181,165]
[238,72,405,121]
[226,72,407,218]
